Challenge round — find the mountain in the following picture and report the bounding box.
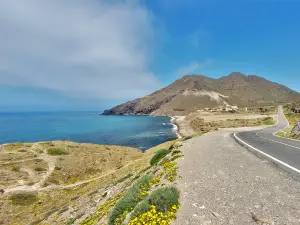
[102,72,300,116]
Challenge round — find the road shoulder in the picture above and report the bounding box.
[174,128,300,224]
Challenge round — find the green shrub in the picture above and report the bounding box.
[148,186,179,212]
[150,149,170,166]
[171,154,183,161]
[47,148,69,155]
[261,117,275,125]
[108,175,153,225]
[172,150,181,155]
[131,187,180,219]
[11,166,20,172]
[131,199,151,219]
[34,167,47,172]
[9,192,38,205]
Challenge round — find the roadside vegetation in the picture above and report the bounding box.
[105,143,183,225]
[190,116,275,133]
[277,105,300,140]
[150,149,170,165]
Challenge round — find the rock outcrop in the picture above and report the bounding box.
[291,121,300,138]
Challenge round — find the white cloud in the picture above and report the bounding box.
[0,0,160,99]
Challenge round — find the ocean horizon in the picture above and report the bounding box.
[0,111,177,150]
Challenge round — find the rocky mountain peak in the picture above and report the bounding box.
[102,72,300,116]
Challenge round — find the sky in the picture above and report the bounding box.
[0,0,299,111]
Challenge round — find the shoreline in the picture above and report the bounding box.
[170,116,182,138]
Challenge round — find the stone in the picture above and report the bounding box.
[291,122,300,137]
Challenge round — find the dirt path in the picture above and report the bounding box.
[4,156,147,193]
[0,158,37,165]
[174,127,300,225]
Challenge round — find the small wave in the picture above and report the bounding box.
[170,117,181,138]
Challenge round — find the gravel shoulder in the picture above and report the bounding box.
[175,127,300,225]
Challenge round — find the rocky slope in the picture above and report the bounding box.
[102,72,300,116]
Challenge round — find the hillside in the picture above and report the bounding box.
[0,139,183,225]
[0,141,149,224]
[102,72,300,116]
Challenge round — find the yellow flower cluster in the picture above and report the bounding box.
[80,192,124,225]
[163,161,178,182]
[138,173,165,199]
[128,205,180,225]
[138,182,151,199]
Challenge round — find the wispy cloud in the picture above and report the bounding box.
[176,61,201,75]
[189,29,212,49]
[0,0,160,100]
[176,59,214,75]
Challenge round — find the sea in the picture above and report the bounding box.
[0,112,177,150]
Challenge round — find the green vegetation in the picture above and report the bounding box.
[276,109,300,140]
[181,135,193,141]
[46,148,69,155]
[169,141,182,150]
[131,187,180,219]
[9,192,38,206]
[171,150,181,155]
[34,166,47,172]
[261,117,275,125]
[11,165,20,172]
[150,149,170,166]
[108,175,153,225]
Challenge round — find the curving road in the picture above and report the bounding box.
[234,106,300,176]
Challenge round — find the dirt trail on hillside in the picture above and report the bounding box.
[4,156,147,193]
[174,128,300,225]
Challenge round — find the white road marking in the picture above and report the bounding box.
[234,133,300,174]
[255,132,300,150]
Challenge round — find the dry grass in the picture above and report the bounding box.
[190,116,275,133]
[44,142,144,186]
[0,140,152,225]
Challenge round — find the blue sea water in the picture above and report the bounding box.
[0,112,177,150]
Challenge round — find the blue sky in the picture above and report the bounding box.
[0,0,299,111]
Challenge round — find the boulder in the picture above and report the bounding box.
[291,121,300,138]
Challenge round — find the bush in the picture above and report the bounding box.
[108,175,153,225]
[150,149,170,166]
[172,150,181,155]
[262,117,275,125]
[9,192,38,205]
[131,187,180,219]
[47,148,69,155]
[34,167,47,172]
[11,166,20,172]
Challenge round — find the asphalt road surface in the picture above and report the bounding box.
[234,106,300,175]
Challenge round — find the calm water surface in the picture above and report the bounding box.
[0,112,177,150]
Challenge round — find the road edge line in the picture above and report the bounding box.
[233,132,300,176]
[272,108,300,142]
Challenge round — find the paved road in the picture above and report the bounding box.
[235,106,300,175]
[175,127,300,224]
